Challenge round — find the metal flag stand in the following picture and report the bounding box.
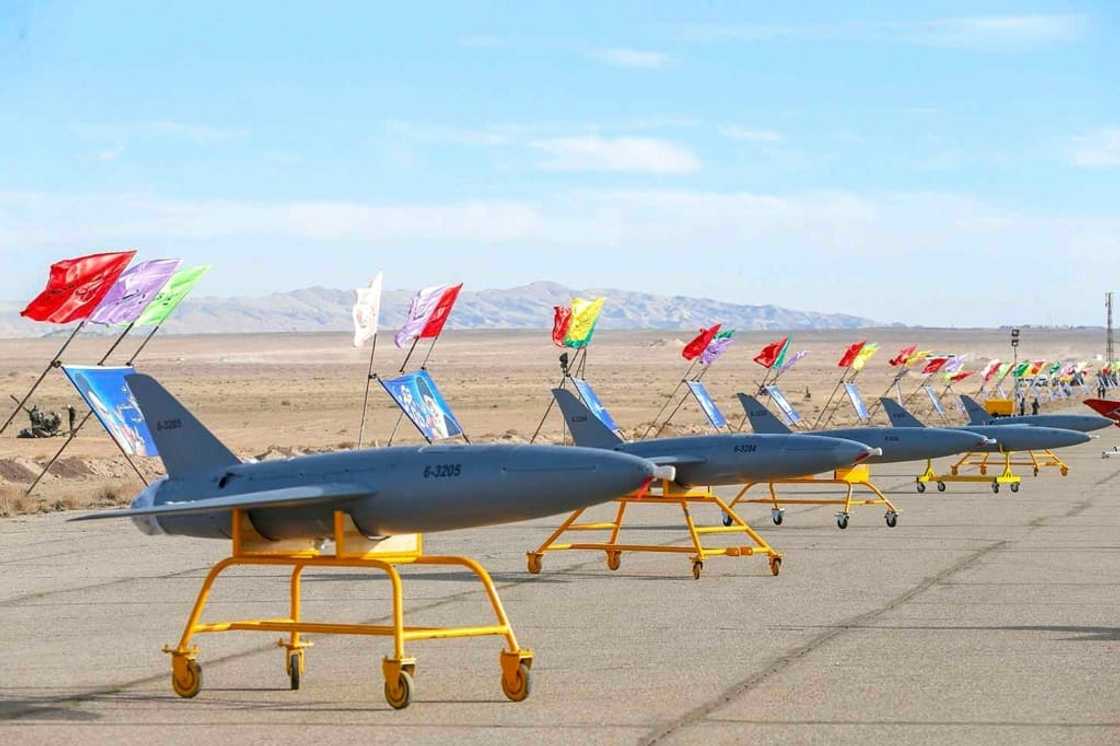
[356,334,378,448]
[161,509,533,710]
[727,386,899,531]
[528,347,588,444]
[378,334,471,447]
[526,379,782,578]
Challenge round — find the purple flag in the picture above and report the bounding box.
[700,335,735,366]
[89,258,182,325]
[779,350,808,373]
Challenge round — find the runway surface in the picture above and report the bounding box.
[3,435,1119,744]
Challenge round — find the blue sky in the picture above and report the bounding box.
[1,1,1118,326]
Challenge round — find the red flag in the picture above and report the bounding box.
[837,340,866,368]
[922,356,949,374]
[889,344,916,367]
[949,371,973,383]
[419,283,462,338]
[551,305,572,347]
[682,324,721,361]
[20,251,136,324]
[753,336,788,369]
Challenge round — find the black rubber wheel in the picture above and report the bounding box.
[721,512,733,527]
[937,481,946,493]
[836,514,849,530]
[991,482,1000,494]
[289,654,301,691]
[885,512,898,528]
[691,560,703,580]
[1010,482,1020,493]
[771,510,783,526]
[916,481,926,493]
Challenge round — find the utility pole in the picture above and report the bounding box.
[1010,327,1020,403]
[1107,292,1115,364]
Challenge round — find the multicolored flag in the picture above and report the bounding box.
[979,359,1001,382]
[889,344,917,367]
[1028,360,1045,376]
[779,349,808,373]
[850,342,880,371]
[700,330,735,366]
[135,265,211,326]
[837,340,866,368]
[394,283,463,348]
[352,272,383,348]
[89,258,181,326]
[922,356,950,374]
[1011,361,1031,378]
[753,336,790,369]
[682,324,721,361]
[996,361,1013,378]
[942,355,966,374]
[21,251,136,324]
[946,370,973,383]
[558,297,606,349]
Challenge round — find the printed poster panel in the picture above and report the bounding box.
[765,385,802,425]
[844,382,870,422]
[571,378,620,433]
[923,385,946,416]
[380,370,463,442]
[62,365,158,457]
[686,381,727,430]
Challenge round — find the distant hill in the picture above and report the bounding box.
[0,281,878,337]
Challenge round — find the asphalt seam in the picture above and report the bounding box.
[639,537,1009,745]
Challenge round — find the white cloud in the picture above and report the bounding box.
[1072,128,1120,168]
[719,126,783,143]
[531,136,700,173]
[73,121,249,145]
[683,14,1087,49]
[594,48,669,69]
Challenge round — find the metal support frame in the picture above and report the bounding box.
[0,321,86,435]
[525,479,783,579]
[914,451,1023,494]
[162,510,533,710]
[724,464,899,530]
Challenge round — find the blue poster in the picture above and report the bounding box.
[380,369,463,442]
[62,365,159,457]
[765,385,802,425]
[923,385,946,416]
[686,381,727,430]
[571,378,620,433]
[844,382,870,422]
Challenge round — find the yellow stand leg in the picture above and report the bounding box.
[733,465,899,530]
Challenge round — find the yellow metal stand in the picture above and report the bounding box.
[948,449,1069,478]
[163,510,533,710]
[915,452,1022,494]
[526,479,782,579]
[725,465,899,530]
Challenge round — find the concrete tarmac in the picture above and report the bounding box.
[2,436,1119,744]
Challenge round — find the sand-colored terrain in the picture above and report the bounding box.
[0,327,1104,514]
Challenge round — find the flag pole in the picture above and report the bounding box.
[529,347,585,444]
[820,369,859,429]
[398,337,421,373]
[865,368,908,419]
[98,321,136,364]
[653,363,712,437]
[642,359,698,439]
[126,324,162,365]
[812,369,849,429]
[357,334,378,448]
[1,321,87,436]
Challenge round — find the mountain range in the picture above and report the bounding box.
[0,281,878,337]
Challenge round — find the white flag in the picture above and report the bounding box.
[352,272,383,348]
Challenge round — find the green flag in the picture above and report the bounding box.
[135,265,210,326]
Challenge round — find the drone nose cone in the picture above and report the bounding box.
[838,441,877,466]
[584,449,658,498]
[1087,416,1114,432]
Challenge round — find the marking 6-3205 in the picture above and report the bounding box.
[423,464,462,478]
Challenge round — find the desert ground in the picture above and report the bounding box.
[0,327,1103,513]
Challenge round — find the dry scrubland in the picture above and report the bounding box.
[0,327,1102,515]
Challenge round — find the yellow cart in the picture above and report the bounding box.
[163,509,533,710]
[723,464,899,530]
[915,452,1023,494]
[526,479,782,579]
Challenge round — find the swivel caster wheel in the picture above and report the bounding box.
[768,556,782,576]
[916,481,926,493]
[691,560,703,580]
[979,466,988,476]
[1033,467,1040,477]
[171,658,202,699]
[526,553,542,575]
[991,482,1000,494]
[937,481,946,493]
[884,511,898,528]
[384,670,414,710]
[1060,467,1069,477]
[501,662,532,703]
[721,512,733,527]
[836,513,850,530]
[1010,482,1020,493]
[286,651,304,691]
[606,551,621,571]
[771,509,784,526]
